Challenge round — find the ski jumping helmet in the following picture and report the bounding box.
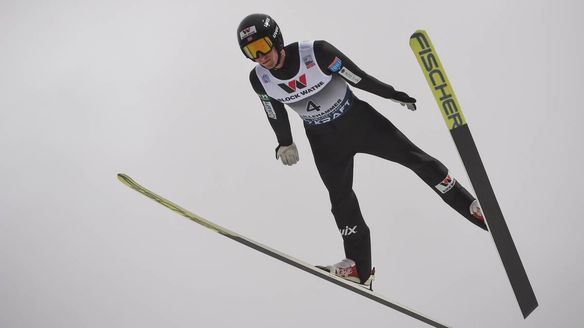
[237,13,284,61]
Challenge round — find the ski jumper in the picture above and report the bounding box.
[249,40,487,283]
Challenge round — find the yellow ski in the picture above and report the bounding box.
[118,173,449,327]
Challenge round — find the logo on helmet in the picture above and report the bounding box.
[239,26,257,40]
[264,17,271,27]
[272,26,279,40]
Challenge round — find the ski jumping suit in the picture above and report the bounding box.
[249,40,487,283]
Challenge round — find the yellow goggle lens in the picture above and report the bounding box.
[243,37,274,59]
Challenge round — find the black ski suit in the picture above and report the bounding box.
[248,40,487,283]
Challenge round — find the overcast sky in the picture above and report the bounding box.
[1,0,583,327]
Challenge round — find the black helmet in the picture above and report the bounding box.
[237,13,284,60]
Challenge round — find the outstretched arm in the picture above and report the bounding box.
[314,40,416,110]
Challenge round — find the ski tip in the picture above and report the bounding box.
[410,29,427,39]
[117,173,132,184]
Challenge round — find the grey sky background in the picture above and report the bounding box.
[1,0,583,327]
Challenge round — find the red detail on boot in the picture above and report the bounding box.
[337,265,359,279]
[472,211,485,222]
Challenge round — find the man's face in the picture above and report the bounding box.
[255,47,279,69]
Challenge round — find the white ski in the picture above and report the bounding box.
[117,173,449,328]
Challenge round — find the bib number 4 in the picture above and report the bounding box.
[306,101,321,112]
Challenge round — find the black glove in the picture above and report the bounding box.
[390,91,417,111]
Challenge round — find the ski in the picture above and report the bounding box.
[409,30,538,318]
[117,173,449,328]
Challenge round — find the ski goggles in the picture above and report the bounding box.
[242,37,274,60]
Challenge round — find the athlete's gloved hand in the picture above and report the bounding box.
[390,91,417,111]
[275,143,299,166]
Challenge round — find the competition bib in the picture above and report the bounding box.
[256,41,353,125]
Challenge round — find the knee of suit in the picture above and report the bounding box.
[331,194,365,220]
[409,158,448,185]
[329,190,359,213]
[328,185,353,200]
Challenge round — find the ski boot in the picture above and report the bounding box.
[470,199,489,230]
[317,258,375,290]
